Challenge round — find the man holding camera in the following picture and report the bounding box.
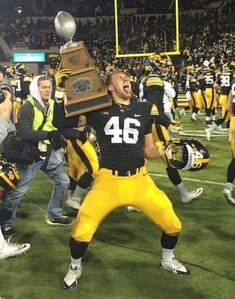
[0,76,30,259]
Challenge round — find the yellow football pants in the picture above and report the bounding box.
[66,139,99,181]
[230,116,235,158]
[201,88,216,109]
[71,167,182,242]
[219,94,230,121]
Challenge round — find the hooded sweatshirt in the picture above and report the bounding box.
[16,76,51,143]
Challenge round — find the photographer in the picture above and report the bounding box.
[0,82,15,146]
[0,80,30,260]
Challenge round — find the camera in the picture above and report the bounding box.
[0,89,5,103]
[0,82,14,103]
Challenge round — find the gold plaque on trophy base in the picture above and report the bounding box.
[64,66,112,117]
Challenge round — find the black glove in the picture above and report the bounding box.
[62,128,88,144]
[47,130,62,142]
[47,130,67,150]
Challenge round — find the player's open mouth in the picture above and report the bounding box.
[123,84,131,93]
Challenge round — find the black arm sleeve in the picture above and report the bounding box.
[155,115,171,128]
[53,100,80,129]
[232,103,235,115]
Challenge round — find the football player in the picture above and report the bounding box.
[53,68,99,214]
[222,79,235,205]
[65,128,99,213]
[53,70,190,289]
[198,60,217,125]
[205,60,234,140]
[178,65,202,121]
[139,58,203,203]
[13,63,32,123]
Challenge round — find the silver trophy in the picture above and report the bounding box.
[54,11,79,50]
[54,11,111,116]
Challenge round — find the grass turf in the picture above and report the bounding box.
[0,111,235,299]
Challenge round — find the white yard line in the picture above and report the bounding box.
[149,172,225,186]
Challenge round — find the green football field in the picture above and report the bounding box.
[1,112,235,299]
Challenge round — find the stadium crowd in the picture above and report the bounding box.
[1,1,233,71]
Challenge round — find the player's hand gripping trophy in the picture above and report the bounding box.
[54,11,111,117]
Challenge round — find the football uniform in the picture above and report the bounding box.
[185,73,202,110]
[139,72,165,114]
[230,78,235,156]
[216,70,233,122]
[139,72,178,163]
[53,99,182,242]
[66,138,99,182]
[13,75,32,123]
[198,68,216,123]
[199,69,216,105]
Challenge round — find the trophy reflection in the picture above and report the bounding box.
[54,11,111,117]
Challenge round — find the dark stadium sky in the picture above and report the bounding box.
[0,1,226,12]
[0,0,194,10]
[0,0,30,9]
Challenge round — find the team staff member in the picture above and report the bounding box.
[53,70,190,290]
[0,75,72,234]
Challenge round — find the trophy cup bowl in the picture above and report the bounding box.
[54,11,77,48]
[54,11,111,116]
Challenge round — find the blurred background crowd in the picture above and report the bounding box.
[0,0,233,77]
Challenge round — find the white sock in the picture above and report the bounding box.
[71,256,82,269]
[0,229,5,251]
[176,182,188,197]
[161,248,174,260]
[209,123,218,132]
[225,182,233,191]
[72,186,86,200]
[67,190,74,200]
